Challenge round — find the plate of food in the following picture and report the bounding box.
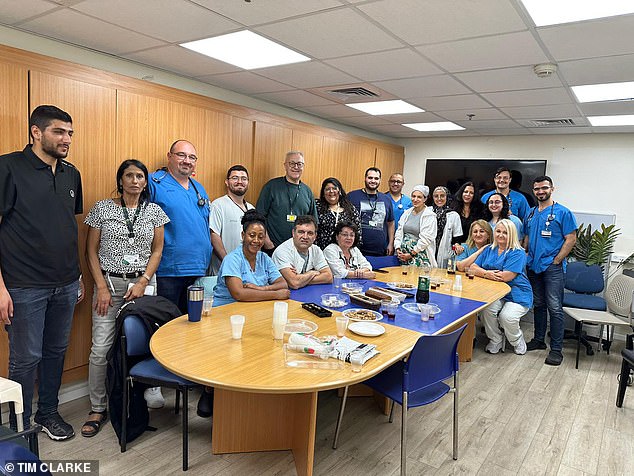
[340,282,364,295]
[320,293,349,308]
[386,281,417,291]
[348,322,385,337]
[284,319,319,335]
[342,308,383,322]
[402,303,441,318]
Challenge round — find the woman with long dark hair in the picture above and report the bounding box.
[452,181,484,246]
[315,177,361,249]
[82,159,169,437]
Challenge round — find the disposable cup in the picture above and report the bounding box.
[333,276,343,290]
[350,350,364,372]
[230,314,245,339]
[335,316,349,337]
[202,297,213,316]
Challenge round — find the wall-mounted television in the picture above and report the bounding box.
[423,159,547,207]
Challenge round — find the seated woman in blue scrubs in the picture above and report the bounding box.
[213,209,290,306]
[455,219,492,272]
[470,219,533,355]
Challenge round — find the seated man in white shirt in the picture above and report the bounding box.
[272,215,333,289]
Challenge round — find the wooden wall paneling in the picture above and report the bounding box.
[321,136,353,192]
[375,147,406,184]
[347,141,377,191]
[291,130,324,196]
[30,71,117,379]
[251,122,292,199]
[0,61,29,377]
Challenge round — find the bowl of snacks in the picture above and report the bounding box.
[340,282,364,295]
[320,293,349,308]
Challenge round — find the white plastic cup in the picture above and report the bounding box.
[202,297,213,316]
[453,275,463,291]
[333,276,343,290]
[420,305,430,322]
[350,350,364,372]
[272,301,288,340]
[230,314,245,339]
[335,316,349,337]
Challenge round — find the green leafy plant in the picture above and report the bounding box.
[571,223,621,268]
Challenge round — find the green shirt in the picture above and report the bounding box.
[256,176,318,247]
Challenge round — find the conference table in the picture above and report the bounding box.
[150,267,509,476]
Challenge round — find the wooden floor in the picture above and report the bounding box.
[40,323,634,476]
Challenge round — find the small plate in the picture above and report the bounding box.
[348,322,385,337]
[285,319,318,335]
[386,281,417,291]
[342,308,383,322]
[402,303,441,317]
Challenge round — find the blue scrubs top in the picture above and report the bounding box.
[482,189,530,221]
[523,203,578,274]
[148,171,211,277]
[390,194,413,228]
[213,247,282,307]
[456,244,479,261]
[475,246,533,308]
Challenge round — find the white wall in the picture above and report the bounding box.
[401,135,634,255]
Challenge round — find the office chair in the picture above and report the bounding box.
[0,441,51,475]
[120,315,200,471]
[366,254,399,270]
[564,273,634,369]
[562,262,607,356]
[332,324,467,476]
[616,337,634,408]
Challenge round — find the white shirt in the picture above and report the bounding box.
[436,210,463,269]
[394,206,438,267]
[272,238,329,274]
[208,195,254,274]
[323,244,373,278]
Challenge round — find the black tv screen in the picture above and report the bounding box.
[424,159,547,207]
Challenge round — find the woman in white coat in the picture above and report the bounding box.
[394,185,437,267]
[432,186,463,268]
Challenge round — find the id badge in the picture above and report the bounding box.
[286,214,297,223]
[541,230,552,237]
[122,254,141,265]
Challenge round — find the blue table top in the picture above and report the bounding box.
[290,280,486,335]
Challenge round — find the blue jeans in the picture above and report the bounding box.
[6,281,79,428]
[528,263,565,352]
[157,276,199,314]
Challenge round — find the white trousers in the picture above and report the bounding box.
[482,299,529,347]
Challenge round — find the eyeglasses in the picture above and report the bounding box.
[324,187,339,193]
[228,176,249,183]
[339,233,355,238]
[389,180,403,184]
[171,152,198,162]
[533,186,551,192]
[488,200,503,205]
[286,161,304,169]
[495,175,510,181]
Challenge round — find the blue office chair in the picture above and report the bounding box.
[366,254,399,270]
[332,324,467,476]
[0,441,51,475]
[121,315,200,471]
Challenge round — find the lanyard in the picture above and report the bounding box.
[120,197,142,244]
[300,248,311,274]
[286,181,301,215]
[339,250,358,270]
[363,189,378,215]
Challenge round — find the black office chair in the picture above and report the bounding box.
[120,315,200,471]
[616,347,634,408]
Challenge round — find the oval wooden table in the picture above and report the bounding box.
[150,267,509,476]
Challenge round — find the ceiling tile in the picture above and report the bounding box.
[558,55,634,86]
[198,71,294,94]
[255,61,358,88]
[255,8,402,59]
[124,45,239,77]
[418,31,549,72]
[19,8,164,54]
[526,127,592,135]
[538,15,634,62]
[0,0,58,24]
[499,104,581,119]
[578,101,634,116]
[409,94,492,111]
[482,87,573,107]
[253,90,336,108]
[299,104,366,118]
[324,48,442,81]
[379,112,444,124]
[437,108,507,121]
[474,129,533,136]
[191,0,344,25]
[358,0,526,45]
[375,75,471,99]
[336,115,395,127]
[72,0,240,43]
[455,66,564,93]
[462,119,523,129]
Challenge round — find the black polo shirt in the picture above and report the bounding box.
[0,145,83,288]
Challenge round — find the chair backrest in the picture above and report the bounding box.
[606,274,634,318]
[194,275,218,297]
[565,261,604,294]
[0,442,51,475]
[404,324,467,392]
[123,315,152,357]
[366,254,399,269]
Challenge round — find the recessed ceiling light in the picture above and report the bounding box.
[572,81,634,102]
[588,115,634,126]
[402,122,465,132]
[181,31,310,70]
[346,100,424,115]
[521,0,634,26]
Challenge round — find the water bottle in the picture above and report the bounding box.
[447,245,457,275]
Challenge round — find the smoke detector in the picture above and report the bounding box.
[533,63,558,78]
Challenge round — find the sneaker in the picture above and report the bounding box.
[514,336,527,355]
[485,340,504,354]
[144,387,165,409]
[526,339,547,351]
[34,412,74,441]
[545,350,563,366]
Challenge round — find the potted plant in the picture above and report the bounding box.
[571,223,620,269]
